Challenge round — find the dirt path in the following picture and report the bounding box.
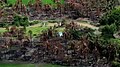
[29,23,57,27]
[0,20,99,33]
[66,20,99,29]
[77,22,99,29]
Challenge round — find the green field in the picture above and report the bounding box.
[26,27,48,35]
[0,27,48,35]
[0,63,64,67]
[0,28,7,33]
[0,26,64,35]
[7,0,64,5]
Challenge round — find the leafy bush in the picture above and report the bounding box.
[112,61,120,67]
[69,29,81,40]
[13,15,29,27]
[29,21,39,26]
[48,20,58,23]
[100,23,117,38]
[99,8,120,28]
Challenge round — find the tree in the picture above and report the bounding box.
[28,30,33,38]
[99,8,120,28]
[14,21,20,27]
[69,29,80,40]
[20,16,29,26]
[13,15,21,26]
[100,23,117,38]
[13,15,29,27]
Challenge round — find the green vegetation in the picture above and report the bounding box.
[99,8,120,38]
[7,0,35,5]
[29,21,40,26]
[0,15,30,27]
[99,7,120,66]
[100,23,117,38]
[112,61,120,67]
[13,15,29,27]
[0,26,48,35]
[0,28,7,33]
[0,63,35,67]
[41,0,64,5]
[99,8,120,28]
[56,27,65,32]
[26,27,48,35]
[1,0,120,67]
[7,0,64,5]
[0,26,65,35]
[0,63,64,67]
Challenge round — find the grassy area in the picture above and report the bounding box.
[0,63,34,67]
[26,27,65,35]
[7,0,64,5]
[0,28,7,33]
[7,0,35,5]
[26,26,49,35]
[116,6,120,9]
[0,26,65,35]
[56,27,65,32]
[112,61,120,67]
[0,26,48,35]
[0,63,64,67]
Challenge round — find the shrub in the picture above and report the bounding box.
[29,21,39,26]
[99,8,120,28]
[112,61,120,67]
[100,23,117,38]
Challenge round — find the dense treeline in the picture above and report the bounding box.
[99,7,120,66]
